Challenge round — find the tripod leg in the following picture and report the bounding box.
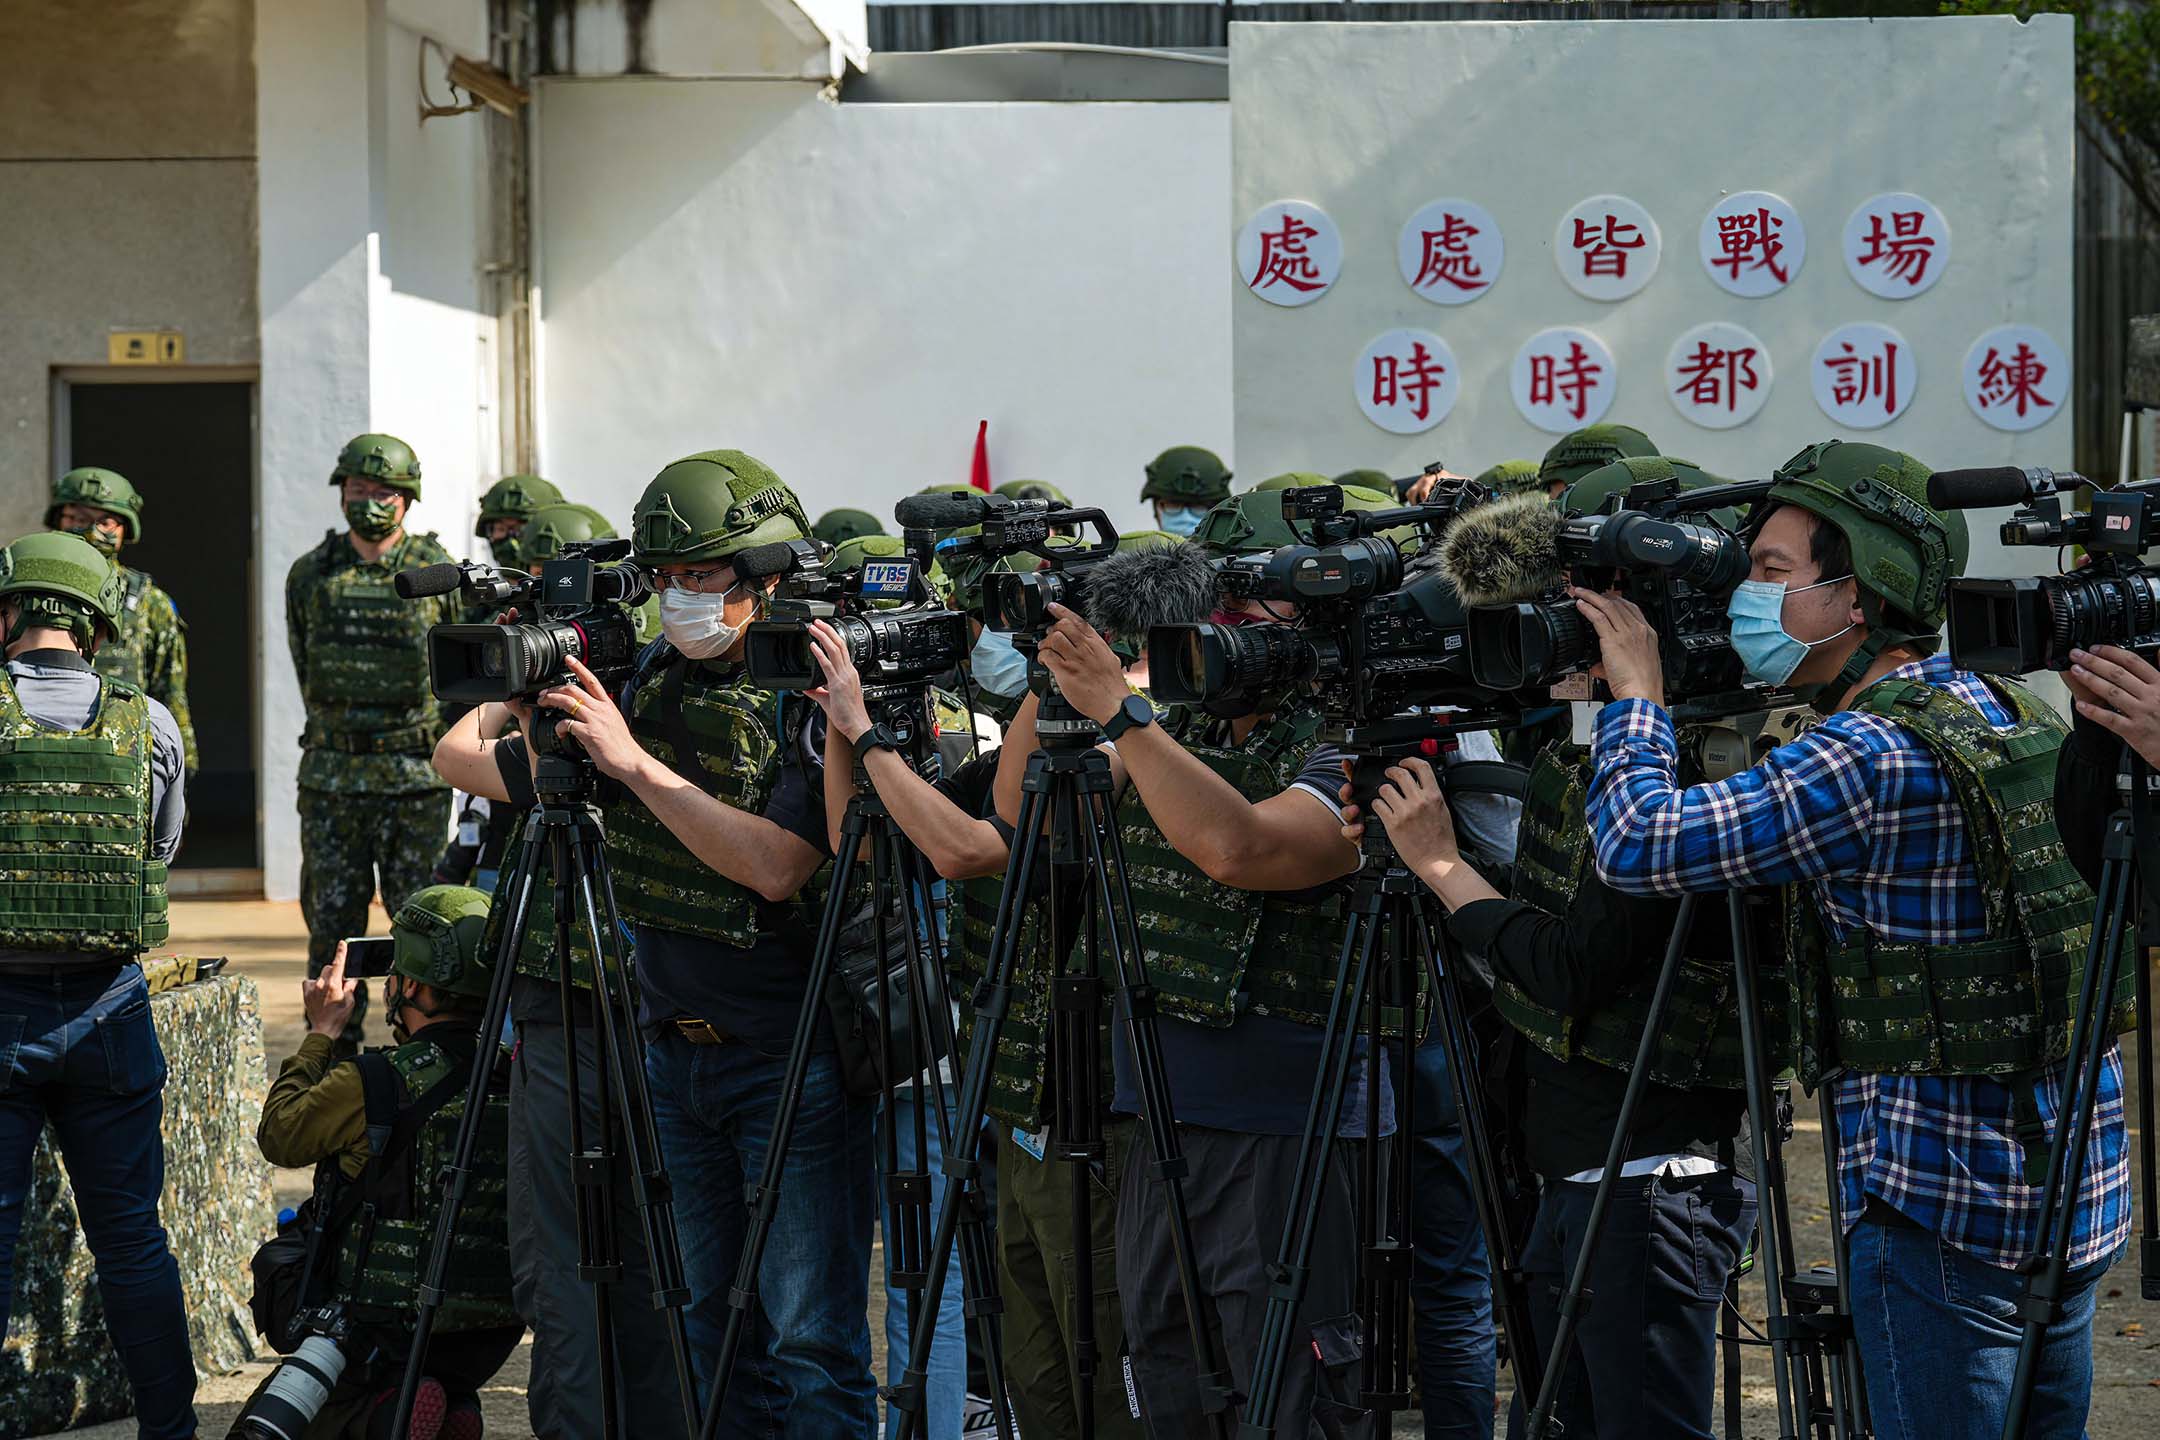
[1730,890,1802,1440]
[1815,1086,1872,1438]
[1055,813,1105,1440]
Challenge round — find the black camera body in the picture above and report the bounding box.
[424,541,652,714]
[744,553,968,694]
[1944,473,2160,674]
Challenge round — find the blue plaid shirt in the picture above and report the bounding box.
[1587,655,2129,1272]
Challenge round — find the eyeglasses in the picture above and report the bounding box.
[651,564,739,593]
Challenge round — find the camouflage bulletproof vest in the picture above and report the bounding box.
[1786,674,2135,1086]
[300,532,440,739]
[0,671,168,955]
[1115,705,1346,1028]
[479,806,602,990]
[329,1038,519,1333]
[1492,743,1773,1089]
[950,867,1068,1131]
[92,568,155,689]
[605,654,801,947]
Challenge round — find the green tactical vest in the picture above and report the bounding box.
[1786,673,2137,1086]
[328,1038,520,1333]
[1114,705,1347,1029]
[0,671,169,955]
[93,568,156,690]
[478,806,602,990]
[300,531,441,747]
[605,653,813,948]
[949,867,1073,1132]
[1491,743,1777,1089]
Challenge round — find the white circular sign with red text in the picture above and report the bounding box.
[1699,192,1805,298]
[1811,322,1915,429]
[1554,195,1661,302]
[1355,329,1459,435]
[1237,200,1342,308]
[1511,327,1617,432]
[1842,193,1949,300]
[1398,198,1504,305]
[1666,322,1772,430]
[1962,325,2067,433]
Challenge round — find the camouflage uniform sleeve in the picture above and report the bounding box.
[144,587,197,774]
[257,1032,372,1178]
[285,551,313,691]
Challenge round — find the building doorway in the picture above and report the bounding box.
[57,376,260,881]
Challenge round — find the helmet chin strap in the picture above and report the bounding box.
[1791,593,1932,716]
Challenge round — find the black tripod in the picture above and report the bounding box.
[892,684,1238,1440]
[393,724,701,1439]
[2002,748,2155,1438]
[697,687,1015,1440]
[1240,726,1541,1438]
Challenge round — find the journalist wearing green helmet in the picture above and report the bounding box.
[1141,444,1232,538]
[47,466,198,772]
[1008,484,1515,1433]
[287,432,459,1051]
[0,530,196,1434]
[811,506,887,548]
[430,449,880,1435]
[247,885,521,1439]
[1536,423,1659,501]
[1554,438,2132,1433]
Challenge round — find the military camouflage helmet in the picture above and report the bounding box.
[475,475,564,534]
[1565,456,1745,539]
[1116,529,1179,554]
[331,433,424,498]
[1332,469,1393,493]
[812,508,886,547]
[389,884,495,1000]
[1142,446,1233,505]
[0,531,125,645]
[1193,486,1319,558]
[996,479,1069,505]
[48,467,145,544]
[1537,425,1657,494]
[1474,459,1543,495]
[522,502,618,566]
[1248,471,1335,494]
[1766,439,1967,633]
[631,450,809,565]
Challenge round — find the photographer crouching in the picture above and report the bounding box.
[245,886,522,1440]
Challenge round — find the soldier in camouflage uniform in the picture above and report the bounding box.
[1534,423,1658,501]
[47,466,197,772]
[0,531,196,1439]
[287,434,459,1047]
[1140,445,1231,538]
[1576,440,2133,1437]
[250,885,521,1439]
[474,474,564,570]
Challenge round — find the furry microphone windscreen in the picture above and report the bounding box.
[1438,490,1565,608]
[1084,540,1220,640]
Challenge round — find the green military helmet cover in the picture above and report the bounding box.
[1116,529,1179,554]
[521,502,618,565]
[1564,455,1734,520]
[0,530,125,644]
[1247,471,1334,495]
[1766,439,1966,634]
[996,480,1069,505]
[475,475,564,533]
[812,508,887,547]
[1537,424,1658,494]
[48,467,146,544]
[631,450,809,565]
[331,433,424,498]
[1475,459,1543,495]
[390,884,495,998]
[1193,485,1318,557]
[1332,469,1394,493]
[1142,446,1233,505]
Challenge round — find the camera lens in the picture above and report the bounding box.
[2047,570,2160,662]
[1467,600,1597,690]
[1146,621,1313,713]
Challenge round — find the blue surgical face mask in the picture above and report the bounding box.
[1158,505,1207,538]
[969,624,1031,698]
[1727,575,1855,685]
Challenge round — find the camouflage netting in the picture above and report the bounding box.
[0,972,276,1438]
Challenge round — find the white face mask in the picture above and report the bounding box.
[660,584,748,660]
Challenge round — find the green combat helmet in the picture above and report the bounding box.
[389,884,495,999]
[1116,529,1179,554]
[1332,468,1393,493]
[996,480,1069,505]
[48,467,146,546]
[476,475,564,566]
[1475,459,1543,496]
[0,531,125,651]
[812,508,887,547]
[1764,439,1968,707]
[521,502,618,564]
[1564,455,1737,523]
[331,433,424,498]
[1537,425,1658,496]
[630,450,809,566]
[1141,446,1233,506]
[1193,486,1320,558]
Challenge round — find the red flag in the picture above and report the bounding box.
[969,420,991,492]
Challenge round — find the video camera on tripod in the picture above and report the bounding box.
[743,545,970,695]
[1931,466,2160,674]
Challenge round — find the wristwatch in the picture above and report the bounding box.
[1101,693,1156,742]
[855,722,905,756]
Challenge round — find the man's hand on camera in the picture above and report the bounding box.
[540,657,651,784]
[1036,603,1129,725]
[2066,645,2160,769]
[1570,586,1665,708]
[805,620,873,743]
[304,943,359,1038]
[1367,757,1463,874]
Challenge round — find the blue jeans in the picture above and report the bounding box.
[0,964,197,1439]
[647,1033,879,1439]
[1848,1216,2116,1440]
[1408,1041,1496,1439]
[880,1086,968,1438]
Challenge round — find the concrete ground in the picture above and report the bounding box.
[46,900,2160,1438]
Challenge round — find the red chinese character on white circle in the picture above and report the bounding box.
[1842,193,1949,299]
[1554,196,1660,302]
[1962,325,2067,433]
[1699,192,1805,299]
[1237,200,1342,308]
[1666,322,1772,430]
[1356,329,1459,435]
[1811,322,1915,429]
[1398,198,1504,306]
[1511,327,1617,432]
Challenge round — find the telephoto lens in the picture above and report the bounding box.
[1949,569,2160,674]
[1146,620,1318,713]
[232,1333,348,1440]
[1465,597,1599,691]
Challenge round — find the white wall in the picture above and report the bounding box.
[536,81,1232,538]
[1230,17,2076,583]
